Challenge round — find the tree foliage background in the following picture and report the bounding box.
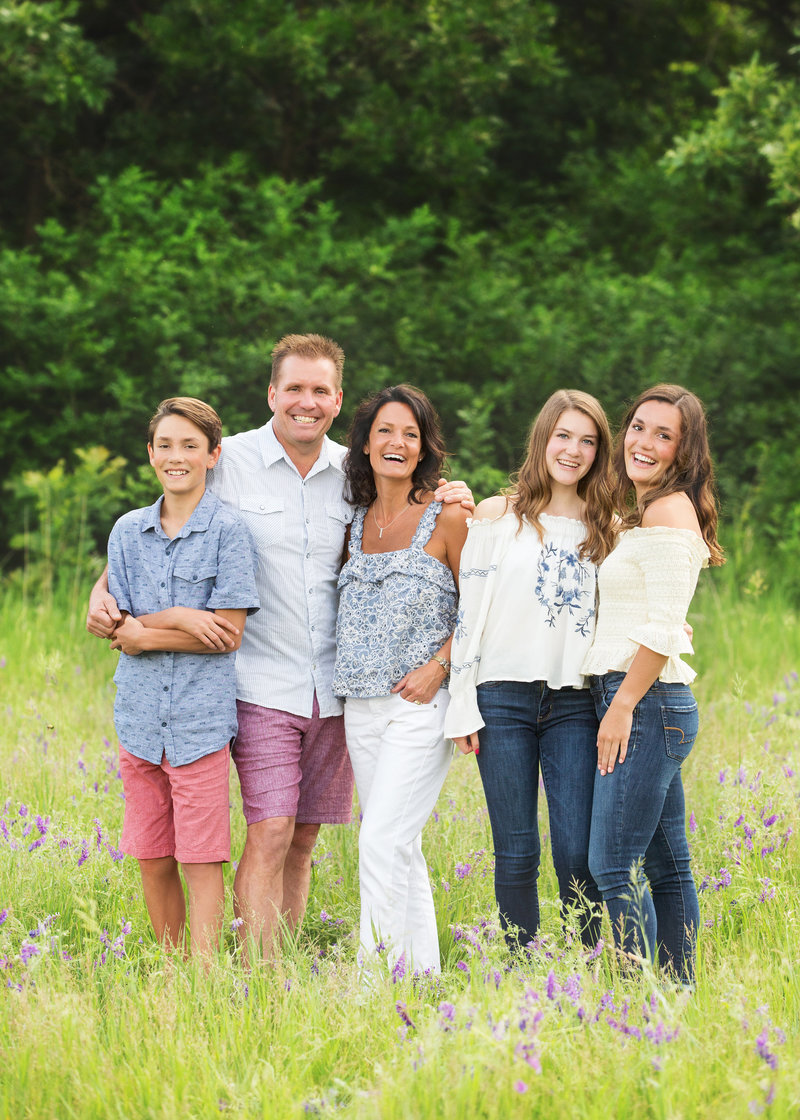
[2,0,800,583]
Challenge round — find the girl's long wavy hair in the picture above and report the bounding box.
[344,384,446,508]
[614,383,724,565]
[506,390,617,564]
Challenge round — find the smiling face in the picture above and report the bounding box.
[544,408,599,490]
[267,354,343,464]
[363,401,422,485]
[623,398,682,494]
[148,414,220,499]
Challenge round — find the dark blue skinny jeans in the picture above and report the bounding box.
[475,680,602,950]
[588,672,700,984]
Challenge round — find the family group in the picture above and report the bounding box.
[86,332,723,986]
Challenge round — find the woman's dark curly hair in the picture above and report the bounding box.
[344,384,447,508]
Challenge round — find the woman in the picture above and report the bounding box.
[333,385,470,976]
[582,384,724,984]
[447,390,617,950]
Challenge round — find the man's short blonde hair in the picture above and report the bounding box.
[270,333,345,388]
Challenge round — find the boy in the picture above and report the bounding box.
[107,397,259,958]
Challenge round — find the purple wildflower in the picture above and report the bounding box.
[20,942,40,964]
[0,909,7,926]
[689,812,697,833]
[755,1029,778,1070]
[515,1041,541,1072]
[514,1080,529,1094]
[395,1001,416,1030]
[585,937,604,961]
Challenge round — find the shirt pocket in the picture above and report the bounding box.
[239,495,285,549]
[325,501,352,548]
[172,563,218,609]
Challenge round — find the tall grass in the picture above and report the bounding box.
[1,575,798,1118]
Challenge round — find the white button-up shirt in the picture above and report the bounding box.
[208,419,352,718]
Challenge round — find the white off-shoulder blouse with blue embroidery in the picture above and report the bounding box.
[444,510,598,740]
[333,501,457,699]
[581,525,709,685]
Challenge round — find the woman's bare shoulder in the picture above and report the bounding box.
[472,495,511,522]
[641,491,700,532]
[437,498,472,529]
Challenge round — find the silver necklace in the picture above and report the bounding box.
[372,500,411,539]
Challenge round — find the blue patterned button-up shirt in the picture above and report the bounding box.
[108,489,260,766]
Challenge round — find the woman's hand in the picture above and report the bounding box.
[434,478,475,513]
[596,698,633,776]
[110,615,148,656]
[453,732,480,756]
[391,659,447,705]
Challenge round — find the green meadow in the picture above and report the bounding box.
[1,569,798,1119]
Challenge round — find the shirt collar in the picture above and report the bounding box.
[259,419,345,479]
[140,489,217,538]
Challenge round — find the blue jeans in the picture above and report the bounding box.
[588,673,700,983]
[475,680,602,950]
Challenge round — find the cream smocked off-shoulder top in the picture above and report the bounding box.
[581,526,709,685]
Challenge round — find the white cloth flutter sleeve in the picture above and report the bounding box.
[627,529,709,659]
[444,515,514,740]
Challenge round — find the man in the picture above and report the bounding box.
[88,332,471,955]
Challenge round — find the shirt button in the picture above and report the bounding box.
[309,588,314,594]
[160,582,166,588]
[163,686,169,692]
[306,552,311,559]
[161,721,167,727]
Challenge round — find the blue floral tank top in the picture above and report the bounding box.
[333,500,457,699]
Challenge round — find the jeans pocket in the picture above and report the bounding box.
[661,701,699,761]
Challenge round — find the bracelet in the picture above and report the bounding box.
[431,654,451,673]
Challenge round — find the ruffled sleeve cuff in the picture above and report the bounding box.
[443,683,485,740]
[627,623,694,659]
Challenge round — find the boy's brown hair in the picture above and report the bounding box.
[147,397,223,451]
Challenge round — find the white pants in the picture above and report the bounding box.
[344,691,452,975]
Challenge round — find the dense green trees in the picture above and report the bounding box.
[2,0,800,580]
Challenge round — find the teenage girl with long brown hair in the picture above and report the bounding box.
[583,384,723,983]
[447,390,616,950]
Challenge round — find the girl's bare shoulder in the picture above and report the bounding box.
[472,495,511,522]
[641,491,700,533]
